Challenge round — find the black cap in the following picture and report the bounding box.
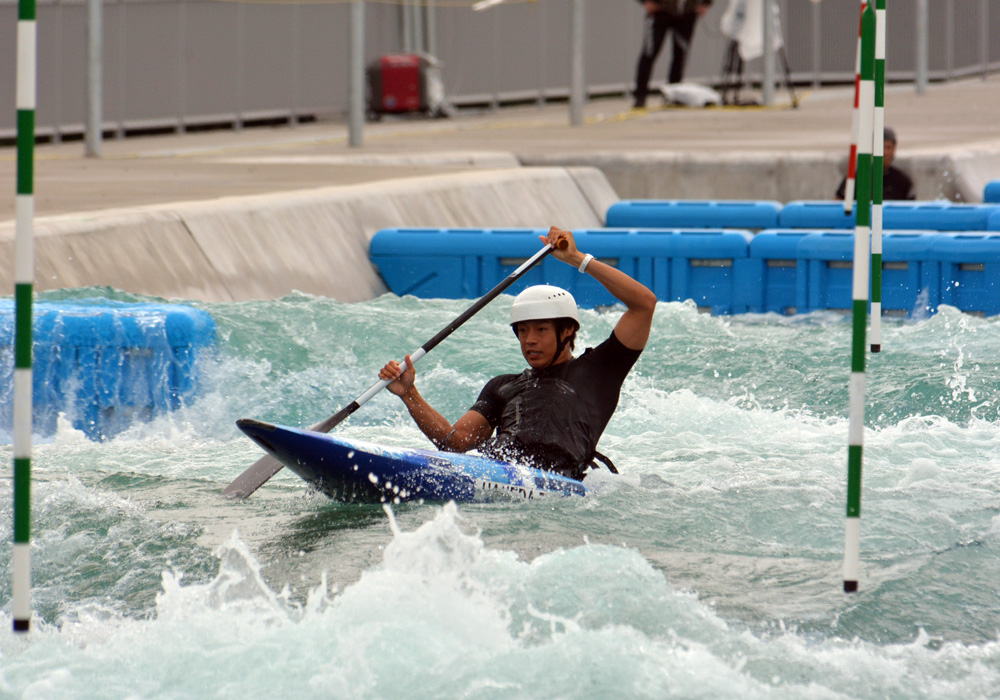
[883,127,897,143]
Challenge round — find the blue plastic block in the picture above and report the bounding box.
[606,200,781,230]
[744,230,812,314]
[879,232,941,316]
[796,232,855,312]
[780,200,1000,231]
[551,229,676,307]
[987,209,1000,231]
[931,234,1000,315]
[665,230,752,314]
[882,201,1000,231]
[778,202,856,230]
[0,301,216,440]
[372,227,755,313]
[370,228,551,299]
[984,180,1000,204]
[371,227,682,308]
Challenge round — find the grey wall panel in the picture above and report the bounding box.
[1,0,999,139]
[179,2,243,121]
[296,4,348,114]
[243,4,302,116]
[953,0,979,70]
[119,2,186,124]
[39,4,87,134]
[588,0,641,89]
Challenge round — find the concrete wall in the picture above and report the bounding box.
[0,166,619,302]
[529,148,1000,204]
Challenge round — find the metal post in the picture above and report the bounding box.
[414,0,424,55]
[86,0,102,157]
[761,0,775,105]
[350,0,365,148]
[570,0,585,126]
[812,0,822,89]
[426,0,437,59]
[980,0,989,79]
[402,0,413,52]
[916,0,928,93]
[945,0,953,80]
[177,0,187,133]
[291,3,300,126]
[236,3,245,130]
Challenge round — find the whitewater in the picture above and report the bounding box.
[1,288,999,699]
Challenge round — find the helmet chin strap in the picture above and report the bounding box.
[543,326,574,369]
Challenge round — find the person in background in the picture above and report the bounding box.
[378,226,657,481]
[632,0,713,109]
[837,127,916,201]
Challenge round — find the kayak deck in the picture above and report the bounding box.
[237,419,589,503]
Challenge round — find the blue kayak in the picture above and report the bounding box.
[236,418,589,503]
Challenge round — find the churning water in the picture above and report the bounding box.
[2,288,999,699]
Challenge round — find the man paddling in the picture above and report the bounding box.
[379,226,656,481]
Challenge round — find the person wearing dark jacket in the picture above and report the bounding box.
[633,0,713,108]
[837,127,916,201]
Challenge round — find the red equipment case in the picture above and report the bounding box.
[366,54,448,120]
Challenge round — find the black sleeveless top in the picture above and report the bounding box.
[470,331,642,479]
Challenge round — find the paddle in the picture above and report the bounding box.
[223,239,565,499]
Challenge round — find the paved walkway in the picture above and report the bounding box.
[2,76,1000,221]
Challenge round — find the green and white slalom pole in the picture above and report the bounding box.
[13,0,37,633]
[844,1,875,595]
[870,0,886,354]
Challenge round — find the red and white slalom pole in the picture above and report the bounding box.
[843,1,867,213]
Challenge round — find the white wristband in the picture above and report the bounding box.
[578,254,594,274]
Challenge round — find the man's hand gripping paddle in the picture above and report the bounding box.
[222,238,567,499]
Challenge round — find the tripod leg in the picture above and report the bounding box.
[735,54,745,105]
[720,41,738,104]
[779,46,799,107]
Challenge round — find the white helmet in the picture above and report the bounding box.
[509,285,579,329]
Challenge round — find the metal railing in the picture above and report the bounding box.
[1,0,998,141]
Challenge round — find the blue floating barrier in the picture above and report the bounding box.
[777,202,856,230]
[370,228,552,299]
[882,201,1000,231]
[664,230,752,315]
[372,227,754,313]
[743,230,813,314]
[780,200,1000,231]
[796,230,951,317]
[605,200,781,230]
[880,232,941,316]
[372,227,680,307]
[987,209,1000,231]
[796,232,855,312]
[0,301,216,440]
[984,180,1000,204]
[370,225,1000,319]
[548,229,676,307]
[931,234,1000,316]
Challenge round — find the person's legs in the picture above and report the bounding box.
[633,12,669,107]
[666,11,699,84]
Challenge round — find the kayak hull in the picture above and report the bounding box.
[236,419,589,503]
